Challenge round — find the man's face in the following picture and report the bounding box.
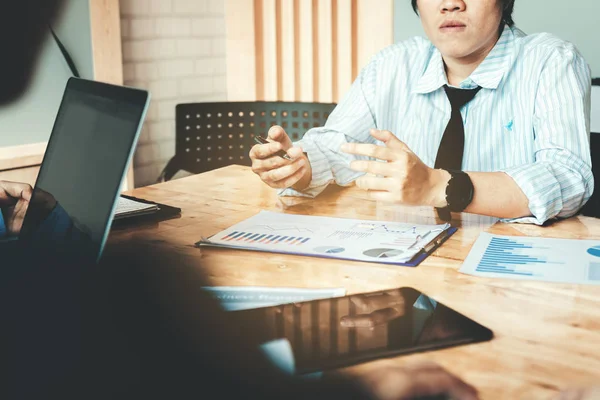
[416,0,503,61]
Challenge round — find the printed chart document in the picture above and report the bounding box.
[196,211,454,265]
[460,232,600,285]
[203,286,346,311]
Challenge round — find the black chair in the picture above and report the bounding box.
[158,101,337,182]
[581,131,599,217]
[581,79,599,218]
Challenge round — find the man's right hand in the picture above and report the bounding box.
[249,126,311,190]
[355,361,479,400]
[0,181,33,236]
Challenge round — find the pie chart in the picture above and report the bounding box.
[587,246,600,258]
[314,246,345,254]
[363,248,404,259]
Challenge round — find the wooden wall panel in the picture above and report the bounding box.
[298,0,315,102]
[335,0,353,102]
[262,0,279,100]
[280,0,296,101]
[225,0,393,104]
[90,0,134,191]
[225,0,257,101]
[316,0,333,103]
[356,0,394,74]
[90,0,123,86]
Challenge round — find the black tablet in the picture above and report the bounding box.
[231,287,493,374]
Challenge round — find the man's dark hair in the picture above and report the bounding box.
[411,0,515,27]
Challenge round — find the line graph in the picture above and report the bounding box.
[351,222,423,235]
[250,225,315,234]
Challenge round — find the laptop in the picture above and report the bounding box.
[5,77,149,262]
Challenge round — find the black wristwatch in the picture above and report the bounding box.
[436,170,474,221]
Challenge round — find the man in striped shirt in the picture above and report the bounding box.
[250,0,593,225]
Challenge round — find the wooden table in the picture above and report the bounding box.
[113,165,600,400]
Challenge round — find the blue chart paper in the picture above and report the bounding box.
[460,233,600,284]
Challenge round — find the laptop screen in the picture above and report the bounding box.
[19,78,149,262]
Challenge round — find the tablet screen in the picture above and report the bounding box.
[231,287,493,374]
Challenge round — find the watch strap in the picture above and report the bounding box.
[435,170,474,220]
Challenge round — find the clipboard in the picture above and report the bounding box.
[195,214,457,268]
[397,227,457,267]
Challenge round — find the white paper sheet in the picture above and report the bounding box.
[198,211,451,264]
[114,196,158,219]
[459,232,600,285]
[202,286,346,311]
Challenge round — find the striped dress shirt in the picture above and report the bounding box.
[280,25,594,225]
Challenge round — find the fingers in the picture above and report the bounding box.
[252,152,292,172]
[250,140,288,160]
[340,129,410,160]
[354,175,411,203]
[250,126,308,189]
[262,158,305,182]
[0,180,33,205]
[250,148,307,189]
[355,175,392,192]
[6,198,29,236]
[269,163,308,189]
[350,160,396,177]
[250,126,297,161]
[369,129,410,152]
[341,142,396,161]
[259,157,307,189]
[267,125,293,149]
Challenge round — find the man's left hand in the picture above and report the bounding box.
[341,129,450,207]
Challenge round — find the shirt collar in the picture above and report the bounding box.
[413,24,516,94]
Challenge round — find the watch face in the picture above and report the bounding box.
[446,170,474,212]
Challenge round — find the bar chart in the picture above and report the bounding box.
[222,230,311,246]
[475,237,550,276]
[460,232,600,285]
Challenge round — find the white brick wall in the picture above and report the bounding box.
[121,0,227,187]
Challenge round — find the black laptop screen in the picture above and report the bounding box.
[20,78,148,261]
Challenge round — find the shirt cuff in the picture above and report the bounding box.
[277,138,336,198]
[500,163,563,225]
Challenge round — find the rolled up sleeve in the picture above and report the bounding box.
[502,48,594,225]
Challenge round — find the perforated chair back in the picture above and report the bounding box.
[582,80,599,218]
[159,101,336,181]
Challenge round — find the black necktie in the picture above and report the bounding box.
[434,85,481,220]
